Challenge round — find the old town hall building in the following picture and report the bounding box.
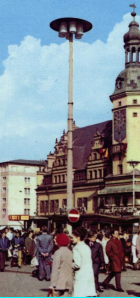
[36,10,140,232]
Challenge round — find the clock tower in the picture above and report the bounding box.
[110,8,140,175]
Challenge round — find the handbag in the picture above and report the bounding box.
[31,256,39,267]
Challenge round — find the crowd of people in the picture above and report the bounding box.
[0,225,140,297]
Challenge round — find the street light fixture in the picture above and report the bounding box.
[50,18,92,213]
[127,161,140,209]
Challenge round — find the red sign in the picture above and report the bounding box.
[9,215,30,221]
[68,208,80,223]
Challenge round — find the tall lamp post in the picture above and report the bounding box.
[50,18,92,215]
[127,161,140,209]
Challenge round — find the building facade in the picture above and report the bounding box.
[36,10,140,232]
[0,159,45,229]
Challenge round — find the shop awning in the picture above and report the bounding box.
[98,185,140,195]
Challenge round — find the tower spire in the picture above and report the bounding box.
[129,3,137,20]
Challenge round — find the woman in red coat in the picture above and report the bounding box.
[102,229,125,292]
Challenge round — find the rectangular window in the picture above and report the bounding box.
[2,187,6,194]
[133,99,137,104]
[62,199,67,208]
[83,197,87,209]
[133,112,137,117]
[115,196,120,207]
[104,169,107,177]
[54,200,59,213]
[44,201,48,213]
[50,201,54,213]
[2,208,6,215]
[118,164,123,174]
[40,201,44,213]
[24,209,30,215]
[98,169,102,178]
[2,177,6,182]
[94,170,97,179]
[24,198,30,205]
[2,198,6,203]
[77,198,87,210]
[24,188,30,194]
[89,171,92,179]
[62,175,65,183]
[77,198,82,208]
[24,177,30,183]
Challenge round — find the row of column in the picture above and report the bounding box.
[125,47,140,63]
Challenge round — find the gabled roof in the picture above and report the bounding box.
[73,120,112,169]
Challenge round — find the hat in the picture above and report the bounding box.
[56,233,70,247]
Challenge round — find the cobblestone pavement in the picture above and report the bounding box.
[0,261,140,297]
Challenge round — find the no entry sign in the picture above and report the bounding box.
[68,208,80,223]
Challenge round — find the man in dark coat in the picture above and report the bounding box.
[0,230,10,271]
[86,231,105,293]
[36,226,53,281]
[102,229,125,292]
[24,230,35,264]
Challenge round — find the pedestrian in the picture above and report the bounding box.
[6,228,13,242]
[132,233,138,267]
[86,230,104,293]
[136,231,140,259]
[102,232,110,274]
[24,230,35,265]
[102,229,124,292]
[11,230,24,268]
[0,230,10,271]
[71,226,97,297]
[50,233,73,297]
[119,232,127,271]
[36,225,53,281]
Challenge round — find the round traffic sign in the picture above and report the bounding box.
[68,208,80,223]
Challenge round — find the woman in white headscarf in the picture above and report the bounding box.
[132,233,138,265]
[71,227,97,297]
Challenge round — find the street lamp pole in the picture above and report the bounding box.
[127,161,140,209]
[50,18,92,220]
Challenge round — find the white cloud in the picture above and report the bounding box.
[0,13,137,161]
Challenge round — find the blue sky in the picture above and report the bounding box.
[0,0,139,162]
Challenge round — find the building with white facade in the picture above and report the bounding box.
[0,159,45,229]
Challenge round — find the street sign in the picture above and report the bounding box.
[68,208,80,223]
[9,215,30,221]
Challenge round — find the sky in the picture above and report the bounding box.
[0,0,140,162]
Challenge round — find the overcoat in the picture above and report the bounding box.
[72,241,97,297]
[136,234,140,259]
[36,233,53,261]
[50,246,73,291]
[106,237,124,272]
[25,236,35,256]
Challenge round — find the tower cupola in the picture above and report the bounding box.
[110,5,140,99]
[124,7,140,68]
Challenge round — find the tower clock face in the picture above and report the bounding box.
[114,109,126,142]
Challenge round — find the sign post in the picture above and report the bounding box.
[68,208,80,223]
